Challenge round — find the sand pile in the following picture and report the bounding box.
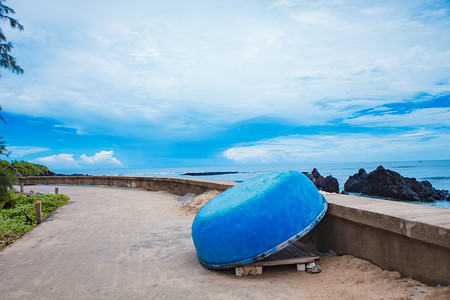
[178,190,221,214]
[301,255,450,299]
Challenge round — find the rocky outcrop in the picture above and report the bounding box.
[303,168,339,193]
[35,170,56,176]
[5,165,21,177]
[34,172,89,176]
[182,171,239,176]
[344,166,449,202]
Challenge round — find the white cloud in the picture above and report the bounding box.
[1,0,449,140]
[223,130,450,164]
[270,0,294,8]
[346,107,450,127]
[80,150,122,166]
[36,154,77,169]
[36,150,123,170]
[291,10,341,26]
[7,146,50,158]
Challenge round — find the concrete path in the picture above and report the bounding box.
[0,185,310,300]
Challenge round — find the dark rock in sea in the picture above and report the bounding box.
[302,168,339,193]
[34,172,90,177]
[65,173,90,176]
[182,171,239,176]
[344,165,450,202]
[35,170,56,176]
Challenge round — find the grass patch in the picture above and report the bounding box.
[0,191,69,249]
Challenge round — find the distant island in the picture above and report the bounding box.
[182,171,240,176]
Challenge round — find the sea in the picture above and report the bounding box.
[88,160,450,209]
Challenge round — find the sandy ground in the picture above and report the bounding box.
[0,185,448,300]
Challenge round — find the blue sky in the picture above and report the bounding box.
[0,0,449,171]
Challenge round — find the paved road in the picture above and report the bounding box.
[0,185,307,300]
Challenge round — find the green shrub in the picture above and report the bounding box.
[0,167,17,206]
[0,160,10,168]
[11,160,50,176]
[0,192,69,247]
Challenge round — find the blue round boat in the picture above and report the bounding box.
[191,170,328,269]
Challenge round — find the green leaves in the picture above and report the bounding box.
[0,0,24,77]
[0,139,7,156]
[0,49,23,75]
[0,192,70,248]
[0,1,23,31]
[10,160,50,176]
[0,167,17,203]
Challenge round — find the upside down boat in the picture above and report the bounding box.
[191,170,328,269]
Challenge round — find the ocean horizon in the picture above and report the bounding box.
[80,159,450,209]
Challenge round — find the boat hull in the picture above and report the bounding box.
[191,170,328,269]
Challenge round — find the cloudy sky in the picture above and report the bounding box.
[1,0,449,171]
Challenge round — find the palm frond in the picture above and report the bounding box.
[0,1,24,76]
[0,2,24,31]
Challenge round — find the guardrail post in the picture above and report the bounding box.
[35,201,42,224]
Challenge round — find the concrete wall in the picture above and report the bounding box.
[19,176,236,195]
[19,176,449,286]
[310,193,449,286]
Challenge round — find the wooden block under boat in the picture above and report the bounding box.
[235,242,319,276]
[252,242,319,267]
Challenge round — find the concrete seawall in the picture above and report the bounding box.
[312,193,449,286]
[19,176,450,286]
[19,175,235,195]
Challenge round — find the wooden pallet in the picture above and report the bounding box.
[235,242,319,276]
